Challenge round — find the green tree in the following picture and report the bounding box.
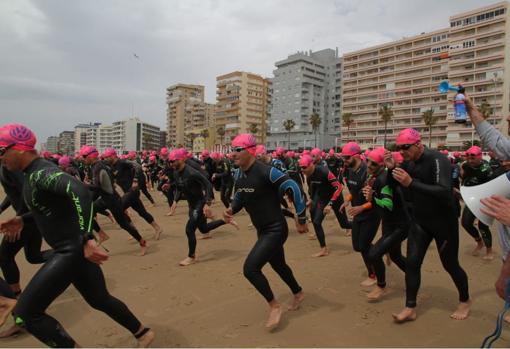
[309,113,321,148]
[217,126,225,146]
[422,109,439,148]
[378,104,393,147]
[283,119,296,150]
[342,112,354,142]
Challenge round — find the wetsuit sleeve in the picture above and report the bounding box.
[36,168,95,236]
[327,171,343,203]
[191,170,213,203]
[409,156,452,199]
[269,167,307,224]
[98,169,114,195]
[0,197,11,214]
[374,184,394,211]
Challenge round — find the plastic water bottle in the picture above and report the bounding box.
[454,90,467,123]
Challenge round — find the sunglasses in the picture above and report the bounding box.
[396,143,416,151]
[233,145,256,153]
[299,166,308,170]
[367,160,380,167]
[0,143,15,156]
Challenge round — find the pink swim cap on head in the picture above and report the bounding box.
[149,155,156,162]
[310,148,322,157]
[103,148,117,158]
[79,145,98,159]
[255,144,266,156]
[329,149,335,156]
[142,150,147,156]
[440,149,449,155]
[466,145,482,156]
[298,155,314,168]
[168,148,187,161]
[0,124,37,151]
[302,149,310,155]
[453,151,460,158]
[231,134,257,155]
[392,151,404,164]
[275,147,285,156]
[201,149,210,157]
[342,142,361,156]
[58,156,71,167]
[127,151,136,160]
[160,147,168,155]
[41,151,51,159]
[367,147,386,165]
[396,128,421,145]
[286,151,295,158]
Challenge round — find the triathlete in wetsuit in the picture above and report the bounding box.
[213,156,234,208]
[362,148,408,301]
[0,124,154,348]
[460,145,494,260]
[0,166,52,296]
[224,134,307,331]
[388,128,470,323]
[341,142,381,288]
[169,148,236,266]
[299,155,343,257]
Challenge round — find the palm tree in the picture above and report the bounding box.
[342,113,354,142]
[309,113,321,147]
[422,109,439,148]
[283,119,296,150]
[200,128,210,140]
[217,126,225,146]
[479,101,492,120]
[378,104,393,147]
[249,123,259,135]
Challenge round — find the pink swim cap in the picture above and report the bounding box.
[255,144,266,156]
[231,134,257,155]
[0,124,37,151]
[298,155,314,168]
[275,147,285,156]
[103,148,117,158]
[453,151,460,158]
[342,142,361,156]
[41,151,52,159]
[210,152,221,161]
[127,151,136,160]
[149,155,156,162]
[201,149,210,157]
[328,148,335,156]
[466,145,482,156]
[160,147,168,155]
[310,148,322,157]
[392,151,404,164]
[440,149,449,155]
[396,128,421,145]
[286,151,295,158]
[168,148,187,161]
[302,149,310,155]
[367,147,386,165]
[79,145,98,159]
[58,156,71,167]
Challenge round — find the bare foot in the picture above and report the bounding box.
[471,242,483,256]
[229,220,240,230]
[137,329,155,348]
[288,292,305,311]
[97,231,110,244]
[154,229,163,241]
[367,286,387,301]
[107,213,115,224]
[179,257,196,266]
[505,314,510,324]
[344,229,352,237]
[360,277,377,287]
[482,253,494,261]
[392,307,417,323]
[139,241,147,256]
[312,248,329,257]
[308,233,316,240]
[450,301,470,320]
[199,233,212,240]
[0,297,16,327]
[0,324,23,338]
[265,305,282,331]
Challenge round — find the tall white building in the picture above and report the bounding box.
[74,122,101,152]
[111,118,161,153]
[267,48,342,150]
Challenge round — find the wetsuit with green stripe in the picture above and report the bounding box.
[13,158,143,348]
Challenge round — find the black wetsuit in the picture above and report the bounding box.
[127,160,154,204]
[366,169,408,288]
[345,161,381,278]
[0,166,52,291]
[389,148,469,308]
[174,164,226,258]
[214,159,234,208]
[231,160,306,302]
[461,160,493,248]
[14,158,142,347]
[90,161,144,244]
[307,165,343,248]
[112,159,155,225]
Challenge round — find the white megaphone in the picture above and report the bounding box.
[460,172,510,226]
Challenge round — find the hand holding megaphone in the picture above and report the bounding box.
[480,195,510,226]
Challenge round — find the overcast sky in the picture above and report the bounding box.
[0,0,495,143]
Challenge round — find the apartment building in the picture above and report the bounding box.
[267,49,342,150]
[341,1,509,149]
[215,71,270,145]
[45,136,58,153]
[57,131,75,155]
[74,122,101,152]
[111,118,160,153]
[166,84,206,147]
